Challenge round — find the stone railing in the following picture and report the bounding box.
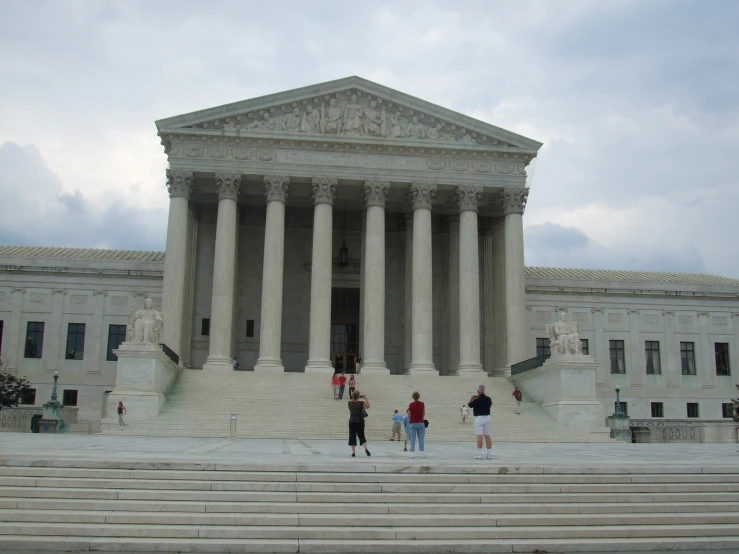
[630,419,738,444]
[0,407,42,433]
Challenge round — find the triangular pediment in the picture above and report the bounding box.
[156,76,542,152]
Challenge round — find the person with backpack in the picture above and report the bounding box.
[512,387,523,414]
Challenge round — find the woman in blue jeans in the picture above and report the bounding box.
[407,391,426,458]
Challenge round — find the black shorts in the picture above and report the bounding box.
[348,421,366,446]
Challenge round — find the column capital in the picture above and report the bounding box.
[311,177,337,205]
[263,175,289,204]
[166,169,194,199]
[502,188,528,215]
[364,180,390,208]
[215,173,242,201]
[455,184,483,213]
[662,310,675,316]
[409,182,437,211]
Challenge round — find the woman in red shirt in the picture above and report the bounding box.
[407,391,426,458]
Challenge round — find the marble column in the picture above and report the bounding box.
[359,212,367,360]
[592,308,607,385]
[731,313,739,383]
[203,173,241,371]
[361,180,390,375]
[503,188,529,369]
[408,182,438,375]
[628,309,644,387]
[5,287,26,369]
[402,213,413,373]
[45,288,66,371]
[456,185,485,376]
[305,178,337,373]
[446,215,460,375]
[482,219,507,376]
[86,290,107,374]
[698,311,715,388]
[255,176,289,372]
[162,169,193,360]
[663,310,681,389]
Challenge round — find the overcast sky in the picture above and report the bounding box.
[1,0,737,277]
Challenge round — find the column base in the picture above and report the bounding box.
[457,362,485,378]
[408,362,439,376]
[254,357,285,372]
[203,355,234,371]
[304,359,334,373]
[361,361,390,375]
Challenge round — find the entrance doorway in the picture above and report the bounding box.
[331,288,359,373]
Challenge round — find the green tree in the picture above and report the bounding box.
[0,370,33,410]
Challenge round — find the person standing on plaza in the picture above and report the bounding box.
[348,374,357,398]
[338,372,348,400]
[390,409,403,441]
[348,390,371,457]
[468,384,493,459]
[331,372,340,400]
[512,386,523,414]
[407,391,426,458]
[117,401,127,429]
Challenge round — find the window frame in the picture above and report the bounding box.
[680,342,696,376]
[62,389,78,407]
[24,321,45,359]
[715,342,730,376]
[609,339,626,374]
[201,318,210,336]
[721,403,734,419]
[650,402,664,418]
[580,338,589,356]
[106,324,128,362]
[65,323,86,360]
[645,340,661,375]
[20,388,36,405]
[686,402,699,418]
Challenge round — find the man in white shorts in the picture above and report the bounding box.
[467,384,493,459]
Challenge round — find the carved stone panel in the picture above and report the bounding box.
[608,313,623,324]
[111,296,128,307]
[70,295,87,305]
[679,315,693,325]
[713,316,728,326]
[30,293,46,303]
[535,311,550,322]
[643,314,659,325]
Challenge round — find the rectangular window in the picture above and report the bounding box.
[645,341,661,374]
[681,342,696,375]
[24,322,45,359]
[686,402,699,418]
[580,338,589,356]
[65,323,86,360]
[722,403,734,419]
[246,319,255,338]
[106,324,128,362]
[609,340,625,373]
[651,402,664,418]
[614,401,628,416]
[536,338,551,359]
[20,388,36,405]
[62,389,78,407]
[715,343,730,376]
[201,318,210,336]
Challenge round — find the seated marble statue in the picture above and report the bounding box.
[128,298,164,345]
[546,311,582,356]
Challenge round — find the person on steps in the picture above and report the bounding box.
[348,374,356,398]
[460,404,469,424]
[331,372,340,400]
[348,390,371,457]
[512,387,523,414]
[117,401,127,429]
[338,372,347,400]
[468,384,493,459]
[390,410,403,441]
[407,391,426,459]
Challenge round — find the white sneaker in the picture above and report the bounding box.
[409,452,415,459]
[420,452,425,458]
[475,453,483,459]
[486,453,493,459]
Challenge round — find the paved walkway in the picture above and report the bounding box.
[2,434,738,471]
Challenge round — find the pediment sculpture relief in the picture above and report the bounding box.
[190,92,515,147]
[546,311,583,357]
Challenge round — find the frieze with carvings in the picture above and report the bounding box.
[643,314,659,325]
[608,313,623,324]
[678,315,693,325]
[180,90,516,147]
[70,294,87,305]
[29,293,46,303]
[111,296,128,307]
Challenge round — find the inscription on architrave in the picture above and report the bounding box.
[279,150,425,171]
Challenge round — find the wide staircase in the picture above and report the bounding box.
[1,459,738,553]
[106,370,611,442]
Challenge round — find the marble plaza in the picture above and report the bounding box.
[0,76,738,440]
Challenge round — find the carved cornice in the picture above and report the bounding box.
[263,175,290,204]
[215,173,242,201]
[311,177,337,206]
[503,188,528,215]
[364,180,390,208]
[409,182,437,211]
[165,169,194,199]
[456,185,483,213]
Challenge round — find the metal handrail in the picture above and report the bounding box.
[511,354,549,376]
[159,343,180,365]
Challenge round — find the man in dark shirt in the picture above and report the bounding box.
[468,384,493,459]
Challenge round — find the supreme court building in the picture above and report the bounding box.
[1,77,738,429]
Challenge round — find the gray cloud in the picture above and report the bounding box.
[0,0,737,276]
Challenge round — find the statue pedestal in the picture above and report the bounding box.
[102,342,181,429]
[512,355,609,436]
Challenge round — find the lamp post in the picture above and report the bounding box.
[614,385,625,417]
[40,370,62,433]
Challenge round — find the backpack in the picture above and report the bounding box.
[514,390,522,401]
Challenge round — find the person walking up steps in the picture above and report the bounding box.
[117,401,127,429]
[348,374,356,398]
[407,391,426,458]
[468,384,493,459]
[338,372,347,400]
[512,386,523,414]
[348,390,371,457]
[460,405,469,424]
[331,372,339,400]
[390,410,403,441]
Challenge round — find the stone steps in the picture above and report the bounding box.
[1,459,739,552]
[106,371,611,442]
